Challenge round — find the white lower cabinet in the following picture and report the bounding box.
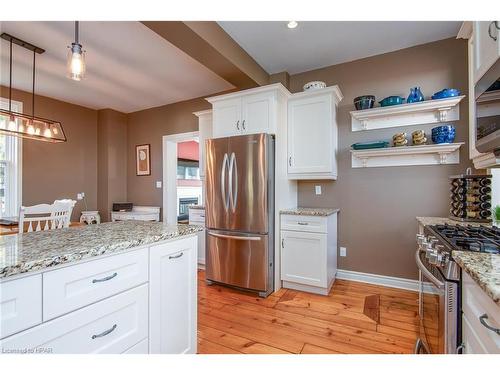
[461,272,500,354]
[189,207,206,266]
[0,284,148,354]
[0,234,198,354]
[280,213,337,295]
[149,236,197,354]
[0,275,42,339]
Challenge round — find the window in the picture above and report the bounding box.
[0,98,22,218]
[176,159,200,180]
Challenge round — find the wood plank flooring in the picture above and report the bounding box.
[197,270,424,354]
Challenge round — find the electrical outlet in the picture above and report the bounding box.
[340,247,347,257]
[156,181,162,188]
[315,185,322,195]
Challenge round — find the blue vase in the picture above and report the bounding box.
[415,87,424,102]
[407,87,425,103]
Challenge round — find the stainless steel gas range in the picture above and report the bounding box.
[415,224,500,354]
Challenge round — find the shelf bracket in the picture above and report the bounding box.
[438,152,449,164]
[437,107,451,122]
[360,157,368,168]
[361,120,368,130]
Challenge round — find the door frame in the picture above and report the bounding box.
[162,131,199,224]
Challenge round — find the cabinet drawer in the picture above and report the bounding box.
[188,209,206,224]
[43,248,149,320]
[463,315,488,354]
[123,338,149,354]
[0,275,42,339]
[281,214,327,233]
[0,284,148,354]
[462,272,500,354]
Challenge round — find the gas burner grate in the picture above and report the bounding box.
[430,224,500,254]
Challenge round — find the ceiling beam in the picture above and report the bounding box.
[141,21,269,90]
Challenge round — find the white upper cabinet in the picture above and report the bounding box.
[287,86,343,180]
[473,21,500,84]
[207,84,289,138]
[212,98,241,138]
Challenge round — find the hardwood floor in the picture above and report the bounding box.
[197,270,424,354]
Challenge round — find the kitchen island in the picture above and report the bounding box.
[0,221,203,354]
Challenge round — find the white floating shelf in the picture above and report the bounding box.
[350,96,465,132]
[351,143,464,168]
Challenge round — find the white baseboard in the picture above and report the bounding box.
[336,269,437,294]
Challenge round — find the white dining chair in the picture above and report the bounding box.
[52,199,77,229]
[18,199,76,233]
[18,203,56,233]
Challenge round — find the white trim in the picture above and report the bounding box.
[162,131,199,224]
[0,98,23,218]
[336,269,438,294]
[351,142,463,168]
[205,83,291,103]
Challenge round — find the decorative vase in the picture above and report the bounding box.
[407,87,425,103]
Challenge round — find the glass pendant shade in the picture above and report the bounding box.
[67,43,86,81]
[0,109,66,142]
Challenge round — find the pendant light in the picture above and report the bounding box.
[0,33,66,143]
[67,21,86,81]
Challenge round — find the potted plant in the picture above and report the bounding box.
[494,205,500,227]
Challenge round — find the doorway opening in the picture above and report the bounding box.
[162,131,200,224]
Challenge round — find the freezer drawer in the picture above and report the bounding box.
[206,230,271,292]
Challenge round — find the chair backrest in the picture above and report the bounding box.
[18,199,76,233]
[52,199,77,229]
[18,203,55,233]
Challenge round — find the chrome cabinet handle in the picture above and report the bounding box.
[488,21,498,41]
[91,324,117,339]
[92,272,117,283]
[242,120,246,130]
[281,238,284,248]
[289,156,292,166]
[236,120,240,130]
[169,252,184,260]
[297,222,309,225]
[479,314,500,335]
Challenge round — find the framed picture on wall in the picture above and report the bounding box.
[136,144,151,176]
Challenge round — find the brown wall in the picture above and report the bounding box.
[1,87,98,221]
[97,109,128,221]
[288,38,474,279]
[126,97,211,208]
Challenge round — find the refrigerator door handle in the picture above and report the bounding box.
[228,152,238,212]
[221,153,229,212]
[207,230,261,241]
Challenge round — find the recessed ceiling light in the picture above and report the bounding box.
[287,21,298,29]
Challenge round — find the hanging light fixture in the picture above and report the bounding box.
[67,21,86,81]
[0,33,67,143]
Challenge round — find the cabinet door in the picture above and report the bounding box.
[149,236,197,354]
[281,230,327,288]
[288,94,334,175]
[241,92,275,134]
[212,98,241,138]
[473,21,500,83]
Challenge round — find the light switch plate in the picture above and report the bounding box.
[340,247,347,257]
[156,181,162,188]
[315,185,322,195]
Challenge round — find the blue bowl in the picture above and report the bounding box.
[431,88,461,100]
[431,125,456,143]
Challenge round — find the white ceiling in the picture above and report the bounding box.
[0,21,234,113]
[218,21,462,75]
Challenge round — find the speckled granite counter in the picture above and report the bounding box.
[416,216,491,227]
[452,251,500,306]
[281,207,340,216]
[0,221,203,279]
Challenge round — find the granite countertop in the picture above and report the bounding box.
[416,216,491,227]
[280,207,340,217]
[0,221,203,280]
[452,251,500,306]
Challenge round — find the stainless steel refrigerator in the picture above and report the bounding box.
[205,133,274,297]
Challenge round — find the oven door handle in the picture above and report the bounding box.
[415,249,444,289]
